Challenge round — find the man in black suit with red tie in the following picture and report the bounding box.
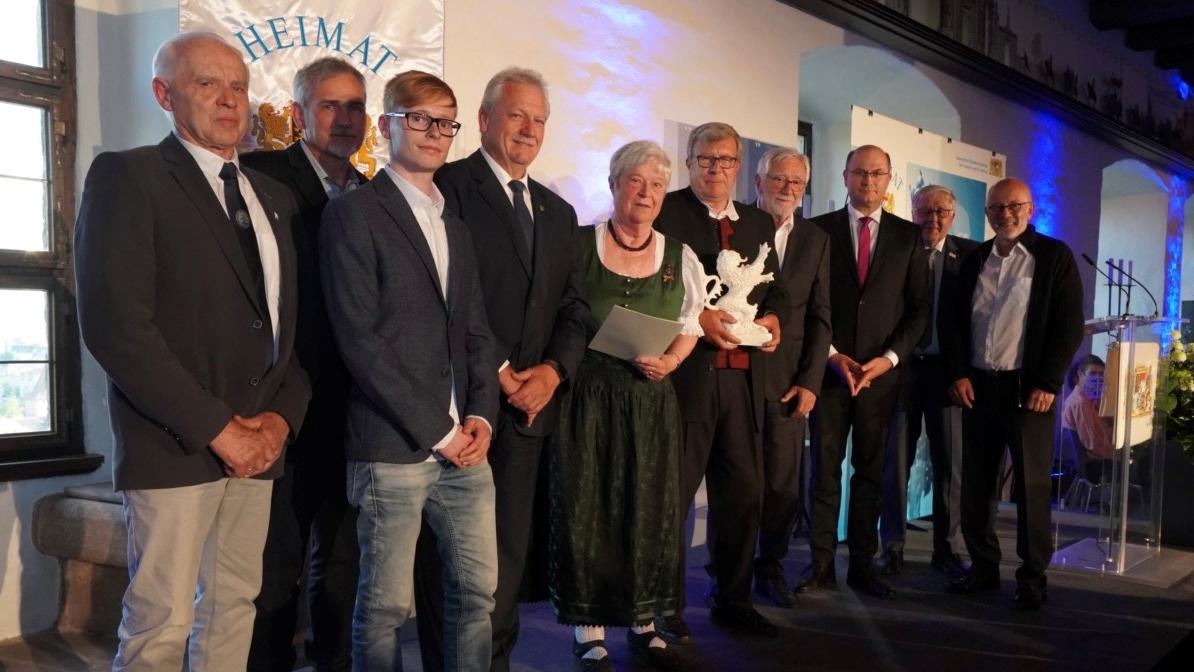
[413,67,589,672]
[242,56,368,672]
[654,122,788,641]
[749,147,831,607]
[796,145,931,600]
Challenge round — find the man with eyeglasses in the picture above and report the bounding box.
[655,122,788,640]
[412,67,589,672]
[796,144,931,600]
[747,147,831,608]
[320,70,500,669]
[940,177,1083,611]
[875,185,978,582]
[241,56,367,672]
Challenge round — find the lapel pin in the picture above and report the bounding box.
[948,251,956,258]
[272,211,279,220]
[538,204,545,212]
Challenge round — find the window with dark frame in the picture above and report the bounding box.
[0,0,100,480]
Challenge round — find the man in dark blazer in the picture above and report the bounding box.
[942,177,1084,611]
[877,185,978,579]
[74,33,309,671]
[241,56,367,672]
[796,144,931,600]
[749,148,831,608]
[413,68,588,672]
[655,122,788,640]
[320,70,500,671]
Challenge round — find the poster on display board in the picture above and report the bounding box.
[850,106,1006,242]
[180,0,445,178]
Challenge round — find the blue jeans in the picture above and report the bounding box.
[347,460,497,672]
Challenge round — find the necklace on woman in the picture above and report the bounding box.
[608,220,654,252]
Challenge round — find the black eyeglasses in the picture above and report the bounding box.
[984,201,1031,215]
[848,169,890,180]
[383,111,462,137]
[914,207,954,218]
[693,155,739,169]
[764,174,806,190]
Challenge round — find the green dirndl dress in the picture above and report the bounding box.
[548,227,685,626]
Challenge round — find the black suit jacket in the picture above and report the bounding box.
[434,150,589,437]
[655,187,790,429]
[75,134,310,490]
[930,234,980,353]
[748,210,832,402]
[941,225,1085,399]
[811,207,932,389]
[241,143,366,452]
[320,172,500,464]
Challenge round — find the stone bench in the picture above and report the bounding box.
[31,482,128,635]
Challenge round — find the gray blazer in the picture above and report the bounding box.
[320,172,500,464]
[75,134,310,491]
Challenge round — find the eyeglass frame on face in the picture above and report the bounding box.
[984,201,1031,215]
[692,154,740,169]
[763,173,806,191]
[847,168,890,180]
[913,207,954,219]
[382,111,462,137]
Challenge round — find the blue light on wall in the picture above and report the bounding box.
[1165,186,1186,320]
[1170,72,1191,101]
[1024,111,1063,237]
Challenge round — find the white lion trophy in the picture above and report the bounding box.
[700,242,775,347]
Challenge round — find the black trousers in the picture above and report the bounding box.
[961,369,1055,588]
[879,355,964,557]
[755,399,807,576]
[675,370,761,610]
[248,453,359,672]
[415,413,546,672]
[808,379,899,570]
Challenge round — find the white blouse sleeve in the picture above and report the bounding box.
[679,242,708,337]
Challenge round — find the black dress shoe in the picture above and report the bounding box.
[654,614,692,645]
[1011,583,1047,611]
[794,562,836,593]
[754,572,797,608]
[709,603,779,638]
[627,629,687,670]
[945,569,1000,595]
[930,553,968,579]
[571,639,614,671]
[846,567,896,599]
[874,549,904,576]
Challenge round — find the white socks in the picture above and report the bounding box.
[574,625,607,659]
[631,622,666,649]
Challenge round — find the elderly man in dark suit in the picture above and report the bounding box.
[942,177,1084,611]
[655,121,788,641]
[74,32,309,671]
[876,185,978,579]
[320,70,500,671]
[796,144,931,600]
[413,67,588,672]
[749,147,831,607]
[242,56,367,672]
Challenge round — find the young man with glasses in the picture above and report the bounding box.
[796,144,931,601]
[655,121,789,641]
[319,70,500,671]
[941,177,1083,611]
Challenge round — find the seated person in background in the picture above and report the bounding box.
[1061,355,1114,482]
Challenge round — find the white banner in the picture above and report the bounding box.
[851,106,1006,242]
[180,0,445,177]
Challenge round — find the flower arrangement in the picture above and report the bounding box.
[1159,330,1194,463]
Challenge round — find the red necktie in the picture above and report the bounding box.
[714,216,750,370]
[857,216,872,284]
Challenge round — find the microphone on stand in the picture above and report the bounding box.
[1081,253,1129,315]
[1106,259,1159,317]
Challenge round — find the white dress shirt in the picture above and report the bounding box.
[384,166,492,455]
[176,132,282,360]
[773,214,794,272]
[593,222,706,337]
[480,147,533,219]
[299,140,361,199]
[829,202,898,367]
[702,197,740,222]
[970,242,1035,371]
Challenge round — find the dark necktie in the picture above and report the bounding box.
[857,216,873,284]
[219,162,267,312]
[508,180,534,255]
[918,248,939,351]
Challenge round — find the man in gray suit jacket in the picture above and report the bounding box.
[75,33,309,671]
[320,70,500,671]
